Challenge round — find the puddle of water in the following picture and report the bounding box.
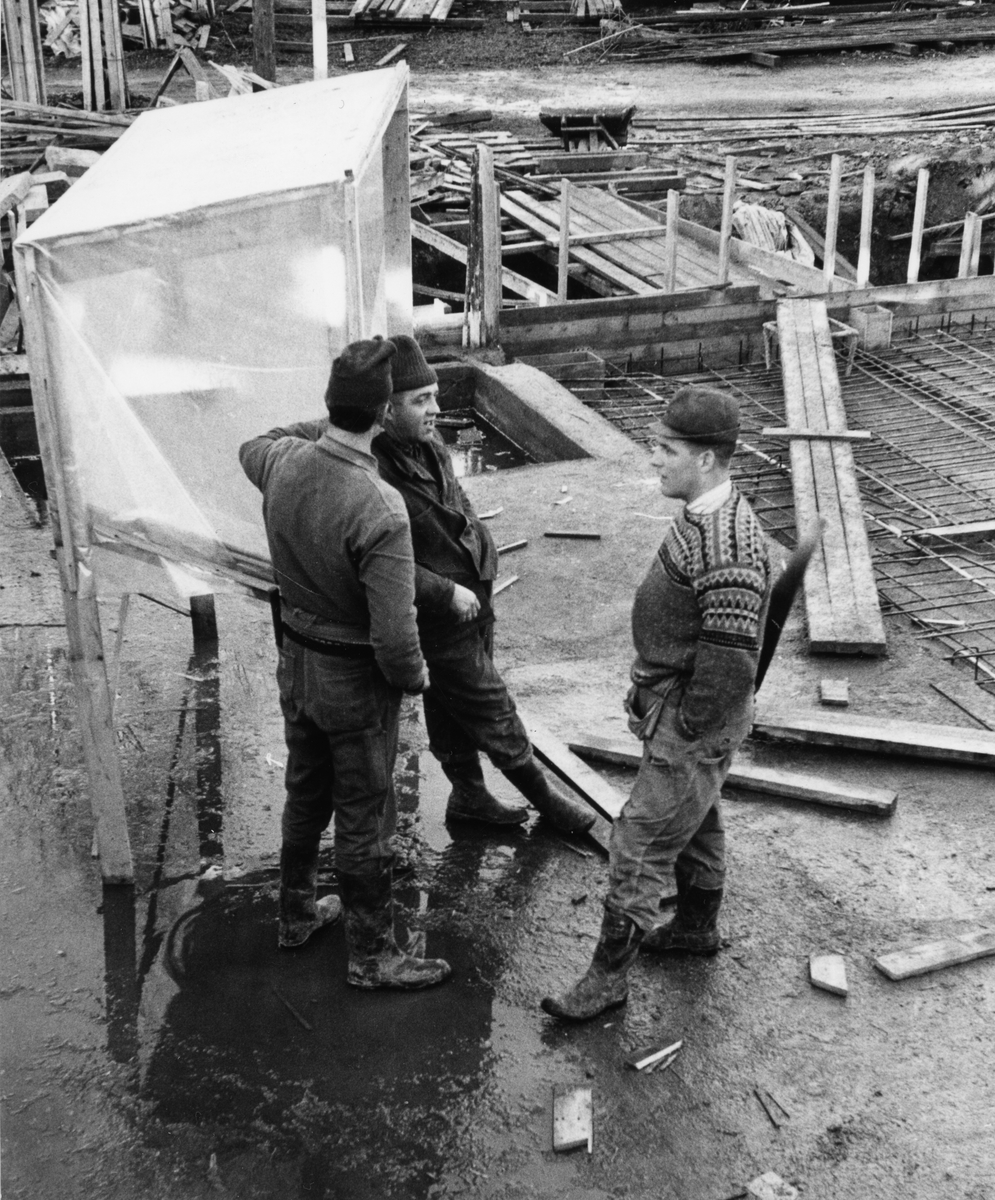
[436,407,532,478]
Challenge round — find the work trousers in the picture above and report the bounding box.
[422,622,533,773]
[277,638,400,876]
[607,683,751,931]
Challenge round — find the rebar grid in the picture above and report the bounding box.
[558,326,995,694]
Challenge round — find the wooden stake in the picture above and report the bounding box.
[1,0,30,103]
[311,0,327,78]
[253,0,276,82]
[101,0,128,110]
[716,155,735,284]
[663,188,680,294]
[856,162,874,289]
[907,167,929,284]
[557,178,571,302]
[957,211,978,278]
[19,0,48,106]
[967,210,981,278]
[822,153,842,290]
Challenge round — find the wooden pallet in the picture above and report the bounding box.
[775,298,886,655]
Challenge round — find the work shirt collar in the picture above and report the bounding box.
[319,424,379,472]
[686,478,732,515]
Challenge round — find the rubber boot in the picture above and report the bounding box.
[443,755,529,826]
[339,867,452,991]
[278,845,342,949]
[540,906,643,1021]
[642,865,722,956]
[502,758,595,835]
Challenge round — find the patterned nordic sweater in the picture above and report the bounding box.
[631,487,772,739]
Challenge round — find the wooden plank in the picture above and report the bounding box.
[856,163,875,288]
[312,0,328,78]
[0,172,35,220]
[819,679,850,708]
[101,0,128,110]
[810,953,848,996]
[717,155,735,284]
[568,733,897,816]
[557,179,571,302]
[411,219,555,306]
[430,0,458,19]
[874,929,995,981]
[520,714,627,821]
[2,0,30,103]
[254,0,276,80]
[754,708,995,767]
[907,167,929,284]
[911,519,995,544]
[822,153,842,289]
[761,427,871,441]
[552,1085,592,1153]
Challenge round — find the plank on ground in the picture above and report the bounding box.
[874,928,995,981]
[810,953,848,996]
[519,713,627,821]
[753,707,995,767]
[569,732,897,815]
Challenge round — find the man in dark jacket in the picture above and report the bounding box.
[372,336,594,836]
[239,337,450,991]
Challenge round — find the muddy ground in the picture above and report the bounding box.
[4,31,995,1200]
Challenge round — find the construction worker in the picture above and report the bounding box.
[542,386,773,1021]
[239,336,450,991]
[372,335,595,836]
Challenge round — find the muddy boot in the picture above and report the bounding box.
[642,866,722,957]
[502,758,595,835]
[541,907,643,1021]
[278,845,342,949]
[443,755,529,826]
[339,867,452,991]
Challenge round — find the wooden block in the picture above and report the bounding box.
[874,928,995,982]
[809,953,848,996]
[568,733,897,817]
[748,1173,798,1200]
[552,1084,592,1152]
[819,679,850,708]
[342,40,354,62]
[748,51,781,68]
[889,41,919,56]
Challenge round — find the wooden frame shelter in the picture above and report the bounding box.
[13,66,414,885]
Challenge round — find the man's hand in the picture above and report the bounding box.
[450,583,480,622]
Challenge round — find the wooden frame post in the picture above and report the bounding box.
[14,240,134,885]
[716,155,736,284]
[957,211,982,279]
[823,154,842,290]
[856,162,874,289]
[557,179,571,302]
[382,71,413,335]
[907,168,929,285]
[343,170,366,342]
[463,143,501,348]
[312,0,328,80]
[253,0,276,82]
[663,189,680,294]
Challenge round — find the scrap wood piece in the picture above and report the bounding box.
[747,1173,798,1200]
[552,1084,592,1152]
[819,679,850,708]
[626,1037,682,1070]
[543,529,601,540]
[761,427,871,442]
[775,297,886,656]
[569,733,897,816]
[753,707,995,768]
[493,574,519,595]
[375,41,407,66]
[0,173,36,221]
[809,952,848,996]
[521,715,626,821]
[874,928,995,981]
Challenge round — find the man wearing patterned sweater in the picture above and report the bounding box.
[542,386,773,1021]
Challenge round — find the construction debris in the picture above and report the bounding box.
[747,1173,798,1200]
[819,680,850,708]
[874,928,995,981]
[809,953,848,996]
[552,1084,593,1152]
[625,1037,682,1071]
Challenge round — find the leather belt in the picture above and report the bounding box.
[281,624,375,659]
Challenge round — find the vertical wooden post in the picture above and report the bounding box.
[79,0,96,110]
[957,212,978,279]
[1,0,30,102]
[478,145,501,346]
[823,154,842,290]
[86,0,108,111]
[100,0,128,110]
[557,179,571,302]
[14,242,134,885]
[968,212,982,278]
[17,0,47,105]
[382,71,412,336]
[190,594,218,644]
[856,163,875,289]
[312,0,327,80]
[716,155,736,284]
[253,0,276,82]
[343,171,366,342]
[663,189,680,294]
[907,168,929,285]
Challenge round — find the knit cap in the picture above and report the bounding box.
[326,336,396,411]
[650,385,740,446]
[390,334,438,394]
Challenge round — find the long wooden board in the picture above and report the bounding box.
[519,712,628,821]
[411,219,554,306]
[776,297,886,655]
[874,928,995,981]
[569,733,897,815]
[754,707,995,767]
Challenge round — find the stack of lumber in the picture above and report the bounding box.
[350,0,458,22]
[1,99,133,170]
[571,1,995,65]
[508,0,620,27]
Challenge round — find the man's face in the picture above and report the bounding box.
[649,435,709,502]
[389,385,440,443]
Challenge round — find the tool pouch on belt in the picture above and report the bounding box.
[625,683,667,742]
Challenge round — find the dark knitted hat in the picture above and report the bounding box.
[390,334,438,394]
[326,336,396,411]
[650,385,740,446]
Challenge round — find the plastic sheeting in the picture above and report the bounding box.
[16,68,411,598]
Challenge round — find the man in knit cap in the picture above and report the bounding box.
[542,385,772,1021]
[239,336,451,991]
[373,335,594,836]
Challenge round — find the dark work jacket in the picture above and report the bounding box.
[372,427,499,644]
